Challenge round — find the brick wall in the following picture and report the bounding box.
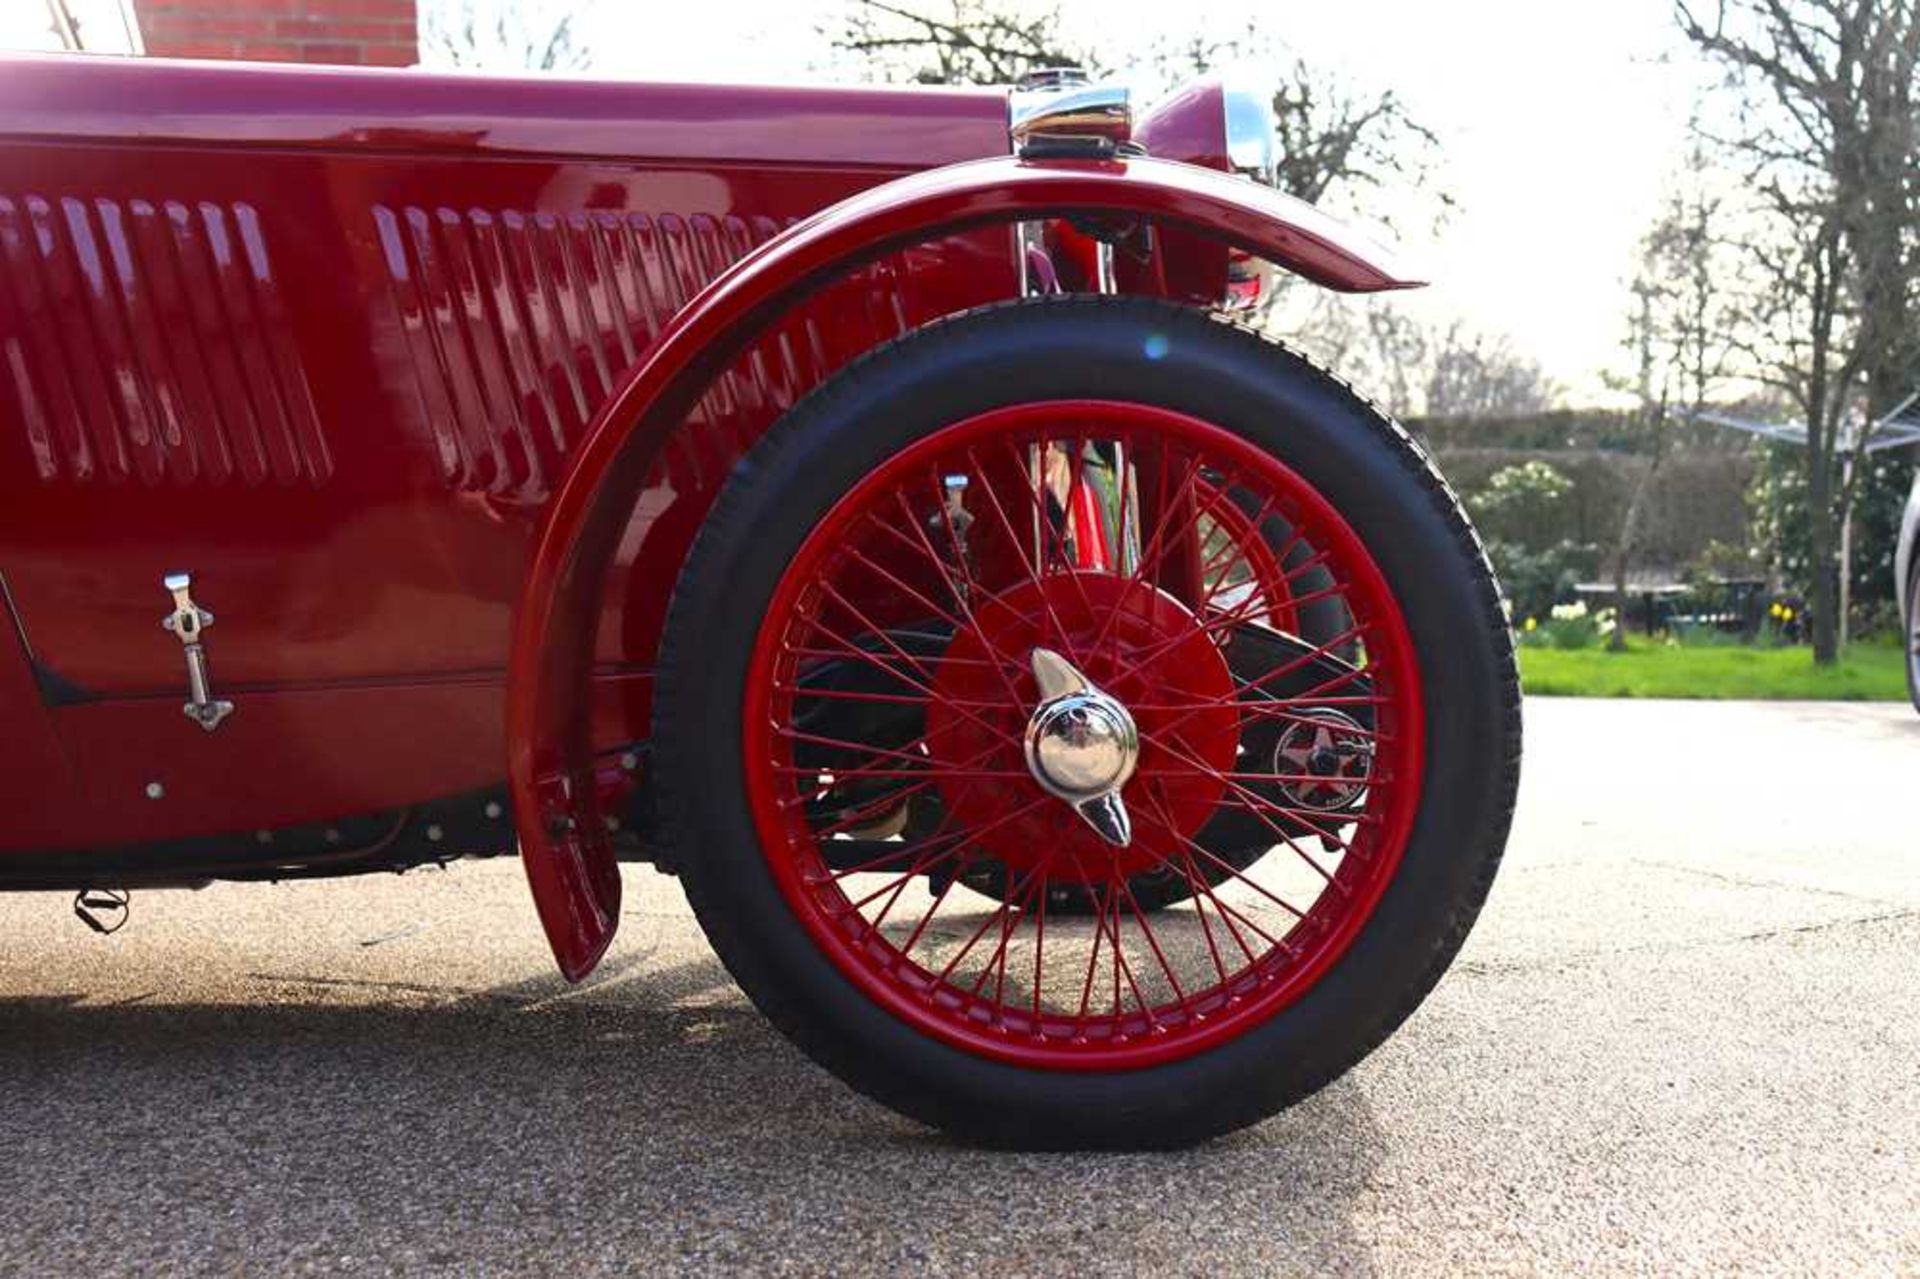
[138,0,418,67]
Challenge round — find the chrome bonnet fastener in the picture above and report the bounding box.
[161,572,234,733]
[1022,647,1139,848]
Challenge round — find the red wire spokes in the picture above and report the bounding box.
[745,401,1424,1067]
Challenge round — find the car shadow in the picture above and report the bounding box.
[0,953,1391,1272]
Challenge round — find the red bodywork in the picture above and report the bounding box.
[0,55,1419,978]
[0,54,1014,851]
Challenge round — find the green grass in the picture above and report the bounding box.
[1518,635,1912,700]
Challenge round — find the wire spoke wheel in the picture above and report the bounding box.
[743,401,1423,1069]
[661,298,1517,1146]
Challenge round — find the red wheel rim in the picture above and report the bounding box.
[743,401,1425,1070]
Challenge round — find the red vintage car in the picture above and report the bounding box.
[0,54,1519,1149]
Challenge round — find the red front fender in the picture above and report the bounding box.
[507,152,1423,980]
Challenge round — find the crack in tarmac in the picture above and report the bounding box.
[1453,907,1920,977]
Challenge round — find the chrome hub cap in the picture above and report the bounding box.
[1022,648,1139,847]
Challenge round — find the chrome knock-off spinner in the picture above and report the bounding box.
[1022,647,1139,847]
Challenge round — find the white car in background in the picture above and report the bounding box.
[1900,467,1920,711]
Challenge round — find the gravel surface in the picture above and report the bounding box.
[2,698,1916,1275]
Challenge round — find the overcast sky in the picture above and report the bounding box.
[5,0,1706,404]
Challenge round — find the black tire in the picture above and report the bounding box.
[656,297,1521,1150]
[1906,555,1920,713]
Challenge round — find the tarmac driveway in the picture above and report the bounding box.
[1,698,1916,1274]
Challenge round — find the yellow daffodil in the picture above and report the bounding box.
[1523,617,1538,632]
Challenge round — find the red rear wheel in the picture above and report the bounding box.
[658,298,1518,1148]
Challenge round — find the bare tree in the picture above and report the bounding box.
[1677,0,1920,662]
[1140,25,1448,218]
[1268,63,1446,214]
[1422,322,1558,420]
[827,0,1086,85]
[1606,161,1737,649]
[1281,293,1553,423]
[1357,299,1433,419]
[422,0,593,73]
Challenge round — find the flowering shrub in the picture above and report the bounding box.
[1761,598,1804,645]
[1516,600,1616,650]
[1462,460,1601,624]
